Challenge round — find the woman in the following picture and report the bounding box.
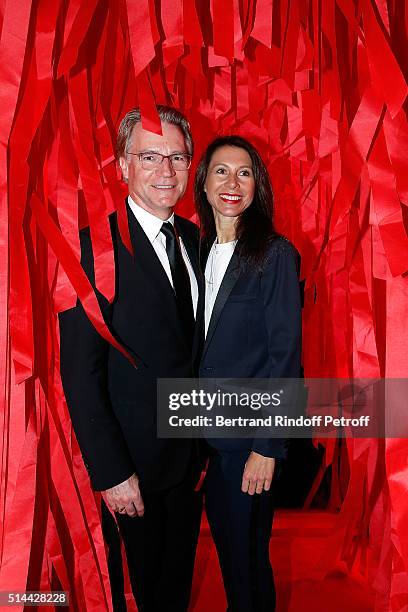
[194,136,302,612]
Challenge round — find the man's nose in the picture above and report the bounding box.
[157,157,176,177]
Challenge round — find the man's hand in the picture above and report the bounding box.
[102,473,145,517]
[241,452,275,495]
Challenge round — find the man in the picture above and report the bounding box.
[59,106,203,611]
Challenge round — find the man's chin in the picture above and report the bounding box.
[155,198,179,209]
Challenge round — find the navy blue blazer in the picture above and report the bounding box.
[199,236,302,459]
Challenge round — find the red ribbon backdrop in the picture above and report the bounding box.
[0,0,407,610]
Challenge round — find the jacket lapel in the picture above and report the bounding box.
[201,248,241,360]
[125,206,181,324]
[176,218,205,366]
[175,217,200,282]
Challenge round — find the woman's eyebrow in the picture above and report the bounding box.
[212,162,253,168]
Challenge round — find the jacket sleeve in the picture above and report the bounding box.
[251,239,302,459]
[58,229,135,491]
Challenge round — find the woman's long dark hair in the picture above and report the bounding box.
[194,135,276,268]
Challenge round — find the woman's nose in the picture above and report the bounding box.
[226,173,239,188]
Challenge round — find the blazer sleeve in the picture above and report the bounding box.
[251,239,302,459]
[58,229,135,491]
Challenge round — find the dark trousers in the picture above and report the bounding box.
[205,450,276,612]
[115,475,203,612]
[101,501,127,611]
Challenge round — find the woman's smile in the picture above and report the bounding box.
[218,192,243,202]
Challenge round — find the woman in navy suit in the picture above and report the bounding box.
[194,136,302,612]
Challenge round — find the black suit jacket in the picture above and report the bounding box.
[59,203,203,493]
[199,236,302,459]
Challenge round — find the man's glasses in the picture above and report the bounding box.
[126,151,192,171]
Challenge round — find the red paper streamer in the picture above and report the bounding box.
[212,0,234,62]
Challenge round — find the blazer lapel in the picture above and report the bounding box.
[201,248,241,360]
[125,206,181,324]
[175,218,200,282]
[176,219,206,365]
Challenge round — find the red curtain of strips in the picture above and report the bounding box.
[0,0,407,610]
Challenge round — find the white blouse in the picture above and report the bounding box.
[204,239,237,337]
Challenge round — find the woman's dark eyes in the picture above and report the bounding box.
[215,168,251,176]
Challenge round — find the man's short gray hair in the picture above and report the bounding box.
[116,105,194,159]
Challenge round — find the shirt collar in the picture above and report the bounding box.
[127,196,174,244]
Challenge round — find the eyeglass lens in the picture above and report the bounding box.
[139,153,190,170]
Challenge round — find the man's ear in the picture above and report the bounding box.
[119,156,129,182]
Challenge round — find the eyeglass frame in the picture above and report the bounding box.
[125,150,192,170]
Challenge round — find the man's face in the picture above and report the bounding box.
[119,121,190,220]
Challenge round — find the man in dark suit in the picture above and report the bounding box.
[59,106,203,611]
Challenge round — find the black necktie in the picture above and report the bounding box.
[161,222,195,345]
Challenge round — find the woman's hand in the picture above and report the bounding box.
[241,452,275,495]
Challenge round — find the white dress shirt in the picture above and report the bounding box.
[127,196,199,317]
[204,239,237,336]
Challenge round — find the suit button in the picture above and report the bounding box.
[204,367,214,372]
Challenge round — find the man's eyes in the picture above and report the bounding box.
[141,153,159,161]
[141,153,187,161]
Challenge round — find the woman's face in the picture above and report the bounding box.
[204,146,255,220]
